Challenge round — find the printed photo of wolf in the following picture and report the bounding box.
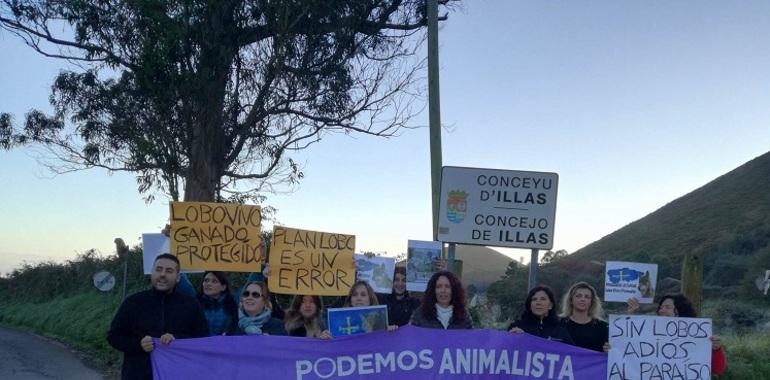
[407,248,439,282]
[637,271,655,298]
[371,263,392,289]
[360,310,388,332]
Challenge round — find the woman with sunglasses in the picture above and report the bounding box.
[237,281,286,336]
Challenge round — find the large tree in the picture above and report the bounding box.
[0,0,452,202]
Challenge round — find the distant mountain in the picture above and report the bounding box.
[556,151,770,297]
[454,245,515,289]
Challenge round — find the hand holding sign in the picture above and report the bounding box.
[607,315,713,380]
[169,202,263,272]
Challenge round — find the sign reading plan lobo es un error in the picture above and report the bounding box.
[438,167,558,250]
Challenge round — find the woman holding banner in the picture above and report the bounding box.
[628,294,727,375]
[237,281,287,336]
[410,271,473,330]
[559,282,608,352]
[284,295,331,339]
[377,267,421,327]
[196,271,239,336]
[344,280,380,307]
[321,280,397,336]
[509,285,574,344]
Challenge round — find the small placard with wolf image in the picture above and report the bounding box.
[604,261,658,304]
[327,305,389,337]
[354,254,395,294]
[406,240,442,292]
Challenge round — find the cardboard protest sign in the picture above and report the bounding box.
[143,233,170,275]
[268,226,355,296]
[354,254,395,294]
[143,233,203,274]
[607,315,713,380]
[406,240,442,292]
[327,305,389,337]
[169,202,263,272]
[604,261,658,303]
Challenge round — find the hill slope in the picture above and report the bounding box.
[453,245,514,289]
[549,151,770,300]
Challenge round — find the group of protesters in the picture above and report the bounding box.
[108,252,727,380]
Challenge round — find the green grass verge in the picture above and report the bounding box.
[0,290,124,374]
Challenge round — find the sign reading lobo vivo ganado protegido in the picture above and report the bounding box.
[438,167,558,250]
[170,202,263,272]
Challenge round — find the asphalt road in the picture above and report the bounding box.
[0,327,105,380]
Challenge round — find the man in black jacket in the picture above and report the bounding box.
[107,254,208,380]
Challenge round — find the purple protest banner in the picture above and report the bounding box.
[152,325,607,379]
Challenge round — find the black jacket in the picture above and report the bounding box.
[560,317,608,352]
[378,293,420,327]
[508,312,574,345]
[410,307,473,330]
[107,288,209,380]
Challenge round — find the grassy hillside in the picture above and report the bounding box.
[514,151,770,304]
[487,152,770,336]
[566,151,770,290]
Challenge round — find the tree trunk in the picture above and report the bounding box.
[182,2,237,202]
[681,254,703,315]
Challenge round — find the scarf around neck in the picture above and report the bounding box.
[436,304,454,329]
[238,307,272,335]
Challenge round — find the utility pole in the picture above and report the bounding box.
[428,0,442,242]
[427,0,455,272]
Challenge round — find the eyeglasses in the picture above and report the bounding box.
[242,291,263,299]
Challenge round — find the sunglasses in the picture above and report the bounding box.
[242,291,263,299]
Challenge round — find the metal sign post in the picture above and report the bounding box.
[528,249,539,290]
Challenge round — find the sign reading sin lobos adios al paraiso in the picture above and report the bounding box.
[438,166,558,250]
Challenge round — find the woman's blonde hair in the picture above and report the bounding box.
[559,281,605,321]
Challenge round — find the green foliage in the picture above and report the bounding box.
[0,248,148,371]
[719,331,770,380]
[1,0,454,201]
[0,248,146,303]
[486,262,529,322]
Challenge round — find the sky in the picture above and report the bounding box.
[2,1,770,276]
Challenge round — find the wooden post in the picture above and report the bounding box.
[114,238,130,300]
[681,253,703,315]
[427,0,443,241]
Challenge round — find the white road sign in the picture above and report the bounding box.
[93,270,116,292]
[437,166,558,250]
